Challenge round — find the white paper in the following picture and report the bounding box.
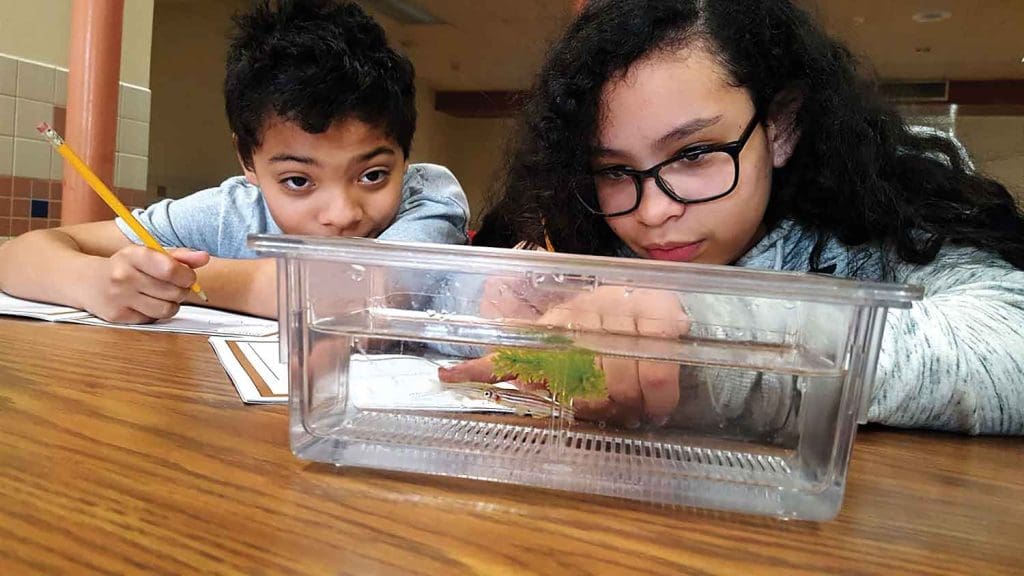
[66,305,278,337]
[0,292,92,321]
[0,291,277,338]
[210,336,513,414]
[348,354,511,413]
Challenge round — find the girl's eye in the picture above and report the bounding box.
[599,168,629,181]
[360,169,390,184]
[669,150,712,168]
[281,176,312,191]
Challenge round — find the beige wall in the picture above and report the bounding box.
[0,0,154,87]
[121,0,156,88]
[956,115,1024,204]
[439,117,514,226]
[408,82,516,226]
[147,0,241,198]
[408,80,454,168]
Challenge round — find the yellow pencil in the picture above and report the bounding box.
[37,122,208,301]
[540,218,556,252]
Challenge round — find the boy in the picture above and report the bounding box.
[0,0,468,322]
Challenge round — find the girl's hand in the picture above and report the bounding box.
[440,286,690,427]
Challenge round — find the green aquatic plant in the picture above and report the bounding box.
[492,344,606,403]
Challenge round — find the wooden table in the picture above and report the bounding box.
[1,318,1021,575]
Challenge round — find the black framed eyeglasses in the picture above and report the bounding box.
[580,113,763,217]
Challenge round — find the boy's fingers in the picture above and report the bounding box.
[128,249,198,288]
[101,307,156,325]
[136,272,191,303]
[168,248,211,269]
[130,294,180,321]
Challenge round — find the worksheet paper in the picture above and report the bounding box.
[0,291,277,337]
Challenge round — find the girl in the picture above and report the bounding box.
[450,0,1024,434]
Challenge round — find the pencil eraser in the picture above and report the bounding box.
[37,122,51,133]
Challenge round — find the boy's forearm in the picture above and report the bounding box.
[0,230,103,309]
[188,257,278,318]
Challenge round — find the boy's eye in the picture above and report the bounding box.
[359,169,390,185]
[281,176,312,191]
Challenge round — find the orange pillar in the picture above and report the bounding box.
[62,0,125,225]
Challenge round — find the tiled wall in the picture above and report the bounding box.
[0,53,154,237]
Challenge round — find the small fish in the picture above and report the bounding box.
[444,382,574,420]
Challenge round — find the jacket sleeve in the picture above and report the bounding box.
[870,246,1024,434]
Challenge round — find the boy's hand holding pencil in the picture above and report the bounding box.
[86,245,210,324]
[37,123,211,324]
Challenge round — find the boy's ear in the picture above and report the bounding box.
[233,134,259,186]
[766,89,803,169]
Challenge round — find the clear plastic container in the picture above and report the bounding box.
[252,235,922,520]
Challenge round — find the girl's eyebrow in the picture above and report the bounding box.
[593,116,723,159]
[653,115,722,149]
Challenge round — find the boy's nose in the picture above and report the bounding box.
[321,191,364,235]
[634,178,685,227]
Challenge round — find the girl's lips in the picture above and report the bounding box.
[645,241,705,262]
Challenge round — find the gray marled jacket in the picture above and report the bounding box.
[724,219,1024,435]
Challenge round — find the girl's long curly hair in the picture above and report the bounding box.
[474,0,1024,270]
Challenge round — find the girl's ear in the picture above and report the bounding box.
[233,134,259,186]
[766,89,803,168]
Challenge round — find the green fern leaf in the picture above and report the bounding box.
[492,346,606,402]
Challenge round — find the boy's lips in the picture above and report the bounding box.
[645,241,705,262]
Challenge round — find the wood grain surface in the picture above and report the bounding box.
[0,318,1021,575]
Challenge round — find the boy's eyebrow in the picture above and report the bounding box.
[267,146,395,166]
[355,146,397,163]
[268,153,320,166]
[593,116,724,159]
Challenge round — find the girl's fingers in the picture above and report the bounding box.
[638,360,680,424]
[438,354,504,383]
[598,312,644,422]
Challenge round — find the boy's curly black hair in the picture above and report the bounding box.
[476,0,1024,270]
[225,0,416,167]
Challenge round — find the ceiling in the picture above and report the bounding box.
[366,0,1024,91]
